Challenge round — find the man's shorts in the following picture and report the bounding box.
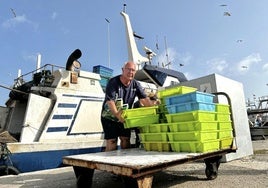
[101,117,131,139]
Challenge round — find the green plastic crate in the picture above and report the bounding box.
[167,131,218,141]
[218,129,233,139]
[124,114,159,128]
[142,142,170,152]
[122,106,158,118]
[139,133,168,142]
[220,138,233,149]
[165,111,216,123]
[215,104,230,113]
[216,112,231,121]
[170,140,220,153]
[139,123,170,133]
[218,121,233,130]
[168,121,218,132]
[157,86,197,98]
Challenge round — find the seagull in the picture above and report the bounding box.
[10,8,16,17]
[224,12,231,16]
[105,18,110,23]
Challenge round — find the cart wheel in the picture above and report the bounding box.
[205,165,218,180]
[73,166,94,188]
[0,165,20,176]
[204,156,221,180]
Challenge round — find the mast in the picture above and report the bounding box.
[120,10,149,68]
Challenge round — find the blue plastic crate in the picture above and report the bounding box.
[166,102,215,114]
[165,91,215,105]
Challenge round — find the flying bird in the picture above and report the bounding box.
[179,63,184,67]
[241,65,248,69]
[237,39,243,43]
[224,12,231,16]
[133,32,144,39]
[10,8,16,17]
[220,4,227,7]
[105,18,110,23]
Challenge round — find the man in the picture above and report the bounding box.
[101,61,155,151]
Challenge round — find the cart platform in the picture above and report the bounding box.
[63,147,236,188]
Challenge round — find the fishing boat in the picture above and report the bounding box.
[246,96,268,140]
[0,8,187,175]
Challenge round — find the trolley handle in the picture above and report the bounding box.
[211,92,237,149]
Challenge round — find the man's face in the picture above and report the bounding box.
[122,62,136,80]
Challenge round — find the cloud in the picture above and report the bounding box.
[156,48,177,68]
[178,52,192,65]
[51,12,57,20]
[2,14,38,30]
[263,63,268,73]
[22,53,38,63]
[237,53,261,73]
[206,58,228,74]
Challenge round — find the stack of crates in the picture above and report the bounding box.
[215,104,233,149]
[157,86,197,123]
[138,86,199,152]
[93,65,113,91]
[164,90,221,153]
[137,86,233,153]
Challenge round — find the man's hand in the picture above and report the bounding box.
[116,110,125,123]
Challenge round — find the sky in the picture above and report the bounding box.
[1,0,268,106]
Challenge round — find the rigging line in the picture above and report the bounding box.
[0,84,29,95]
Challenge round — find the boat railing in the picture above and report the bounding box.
[13,64,64,88]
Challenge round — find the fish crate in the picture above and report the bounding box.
[142,142,171,152]
[167,131,218,142]
[165,111,216,123]
[124,114,159,128]
[165,91,215,105]
[122,106,158,118]
[218,129,233,139]
[139,133,168,142]
[168,121,218,132]
[139,123,170,133]
[93,65,113,77]
[157,86,197,99]
[215,104,230,113]
[169,140,220,153]
[218,121,233,130]
[219,138,233,149]
[166,102,215,114]
[216,112,231,121]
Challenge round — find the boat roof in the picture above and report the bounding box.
[135,64,188,86]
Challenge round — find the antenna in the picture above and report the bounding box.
[105,18,111,68]
[123,4,127,13]
[164,36,170,69]
[156,35,160,67]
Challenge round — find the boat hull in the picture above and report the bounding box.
[1,141,105,174]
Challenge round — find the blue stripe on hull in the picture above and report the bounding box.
[8,147,104,173]
[47,127,68,132]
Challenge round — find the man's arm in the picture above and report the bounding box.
[139,97,159,107]
[106,100,125,123]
